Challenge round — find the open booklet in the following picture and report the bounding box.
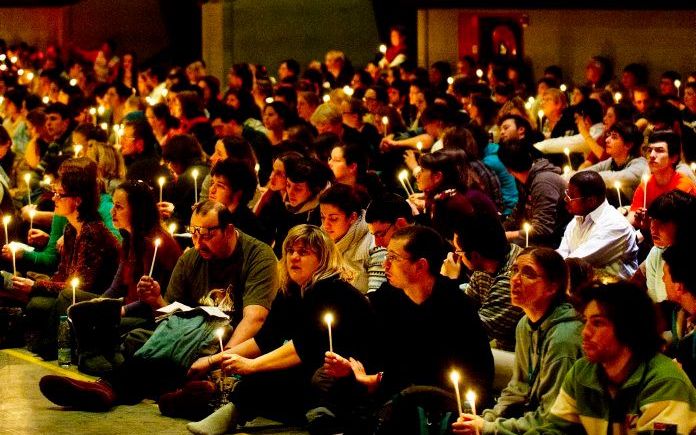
[156,301,229,320]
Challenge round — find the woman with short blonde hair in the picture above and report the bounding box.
[85,140,126,195]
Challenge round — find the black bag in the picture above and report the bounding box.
[374,386,458,435]
[0,307,26,348]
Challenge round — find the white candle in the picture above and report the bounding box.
[560,83,567,92]
[675,80,681,98]
[148,238,162,277]
[89,107,97,125]
[642,173,649,209]
[564,147,572,169]
[613,92,622,104]
[158,176,165,203]
[523,222,531,248]
[416,141,423,152]
[9,242,17,276]
[398,170,414,195]
[379,44,387,54]
[215,327,225,353]
[3,215,10,246]
[450,370,463,416]
[476,69,483,79]
[537,109,544,131]
[192,169,200,204]
[447,77,454,85]
[324,312,334,353]
[70,277,79,305]
[168,222,177,236]
[381,116,389,138]
[23,173,31,207]
[254,163,260,175]
[614,181,623,209]
[29,208,36,232]
[466,390,479,435]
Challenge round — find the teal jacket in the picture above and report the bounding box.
[23,193,121,270]
[528,353,696,434]
[483,143,518,217]
[483,302,583,434]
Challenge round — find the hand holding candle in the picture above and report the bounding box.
[450,370,463,415]
[148,238,162,277]
[324,312,334,353]
[158,176,166,203]
[466,390,479,435]
[70,277,79,305]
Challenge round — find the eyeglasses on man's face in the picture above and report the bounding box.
[186,225,222,238]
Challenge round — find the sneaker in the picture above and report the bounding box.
[39,375,115,411]
[159,380,216,420]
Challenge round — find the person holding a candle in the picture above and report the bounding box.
[159,134,210,229]
[11,158,120,359]
[323,226,493,433]
[529,282,696,434]
[327,143,385,206]
[84,139,125,196]
[182,224,374,434]
[145,102,179,148]
[499,139,570,248]
[628,131,696,238]
[120,118,168,188]
[0,125,32,198]
[557,171,638,279]
[38,103,75,178]
[453,247,583,435]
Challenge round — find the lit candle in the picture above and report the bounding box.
[398,173,410,197]
[97,105,105,116]
[2,215,10,246]
[447,76,454,85]
[564,147,572,168]
[613,92,622,104]
[398,170,414,195]
[476,69,483,79]
[9,242,17,276]
[563,165,571,176]
[324,312,334,353]
[523,222,531,248]
[379,44,387,55]
[265,97,274,104]
[560,83,567,92]
[254,163,260,175]
[675,80,681,98]
[73,144,83,158]
[342,85,354,97]
[17,68,24,76]
[450,370,463,416]
[69,78,78,87]
[157,176,165,203]
[537,109,544,131]
[416,141,423,152]
[614,181,623,209]
[29,208,36,232]
[27,72,34,81]
[691,162,696,173]
[23,173,31,207]
[89,107,97,125]
[322,94,331,103]
[42,96,49,104]
[100,122,108,131]
[192,169,200,204]
[148,238,162,277]
[70,277,79,305]
[215,327,225,353]
[168,222,177,236]
[381,116,389,138]
[466,390,479,435]
[642,173,649,209]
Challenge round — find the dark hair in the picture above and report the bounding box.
[115,179,160,277]
[319,183,362,217]
[578,281,662,361]
[108,81,133,100]
[149,102,179,130]
[455,218,509,263]
[281,59,300,76]
[229,63,254,93]
[498,139,533,173]
[574,98,604,125]
[391,226,447,277]
[334,142,368,176]
[497,113,532,134]
[0,125,10,145]
[264,101,295,128]
[176,90,206,120]
[608,103,636,125]
[519,247,569,300]
[622,63,648,86]
[470,95,499,127]
[58,158,100,222]
[73,123,108,143]
[161,134,204,169]
[569,170,606,200]
[274,85,298,110]
[606,121,643,157]
[218,136,258,169]
[648,129,682,161]
[210,158,258,205]
[365,192,414,224]
[124,118,158,155]
[44,102,70,120]
[419,149,470,195]
[192,199,235,228]
[647,190,696,242]
[420,103,452,126]
[285,157,332,196]
[663,244,696,297]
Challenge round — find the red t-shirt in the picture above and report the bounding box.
[630,171,696,211]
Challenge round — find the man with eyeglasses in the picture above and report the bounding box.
[557,171,638,279]
[137,200,278,349]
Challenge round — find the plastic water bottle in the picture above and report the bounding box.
[57,315,71,367]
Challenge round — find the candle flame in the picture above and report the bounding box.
[29,209,36,219]
[265,97,274,104]
[476,69,483,78]
[215,327,224,339]
[192,169,199,179]
[154,238,162,247]
[70,277,79,288]
[9,242,18,253]
[89,107,97,115]
[614,92,622,103]
[23,173,31,183]
[537,109,544,120]
[158,176,166,187]
[523,222,531,233]
[447,76,454,85]
[97,106,105,115]
[379,44,387,54]
[381,116,389,125]
[322,94,331,103]
[674,79,681,88]
[342,85,354,96]
[449,370,460,384]
[642,173,650,182]
[168,223,177,235]
[398,170,409,181]
[563,147,570,156]
[466,390,476,402]
[614,181,621,189]
[324,312,334,325]
[563,165,570,175]
[560,84,567,92]
[2,215,11,225]
[416,141,423,151]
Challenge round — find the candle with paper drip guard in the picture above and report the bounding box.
[523,222,531,248]
[192,169,200,204]
[23,173,32,207]
[642,173,650,208]
[158,176,165,203]
[398,170,415,196]
[2,215,10,246]
[9,242,18,276]
[450,370,463,416]
[466,390,479,435]
[324,312,334,353]
[563,147,572,169]
[614,181,623,209]
[215,327,225,353]
[148,238,162,277]
[70,277,79,305]
[29,208,36,231]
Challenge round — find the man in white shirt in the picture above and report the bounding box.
[557,171,638,279]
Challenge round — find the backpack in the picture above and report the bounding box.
[374,385,458,435]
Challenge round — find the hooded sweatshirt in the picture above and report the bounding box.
[482,302,583,435]
[521,159,570,248]
[334,213,374,293]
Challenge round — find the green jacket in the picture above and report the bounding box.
[528,353,696,434]
[483,302,583,434]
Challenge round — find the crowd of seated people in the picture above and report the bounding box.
[1,32,696,435]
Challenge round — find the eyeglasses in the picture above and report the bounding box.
[186,225,222,238]
[564,190,585,203]
[371,224,393,239]
[385,251,413,263]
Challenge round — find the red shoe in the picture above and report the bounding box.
[158,380,216,420]
[39,375,115,411]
